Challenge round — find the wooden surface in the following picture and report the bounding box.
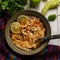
[37,1,60,46]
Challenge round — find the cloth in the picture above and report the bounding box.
[0,10,60,60]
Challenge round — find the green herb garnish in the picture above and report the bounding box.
[0,0,28,15]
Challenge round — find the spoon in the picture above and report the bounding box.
[36,34,60,43]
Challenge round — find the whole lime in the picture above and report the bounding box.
[30,0,41,7]
[31,0,41,4]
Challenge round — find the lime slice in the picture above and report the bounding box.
[11,22,20,33]
[17,15,30,25]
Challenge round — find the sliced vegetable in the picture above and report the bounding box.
[11,22,20,33]
[41,0,60,15]
[17,15,30,25]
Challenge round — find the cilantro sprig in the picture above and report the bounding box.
[0,0,28,15]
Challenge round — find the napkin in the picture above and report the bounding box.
[0,10,60,60]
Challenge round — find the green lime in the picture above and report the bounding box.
[31,0,41,4]
[30,0,41,7]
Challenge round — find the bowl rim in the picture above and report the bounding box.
[5,10,51,55]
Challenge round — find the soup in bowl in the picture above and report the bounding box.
[5,10,51,55]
